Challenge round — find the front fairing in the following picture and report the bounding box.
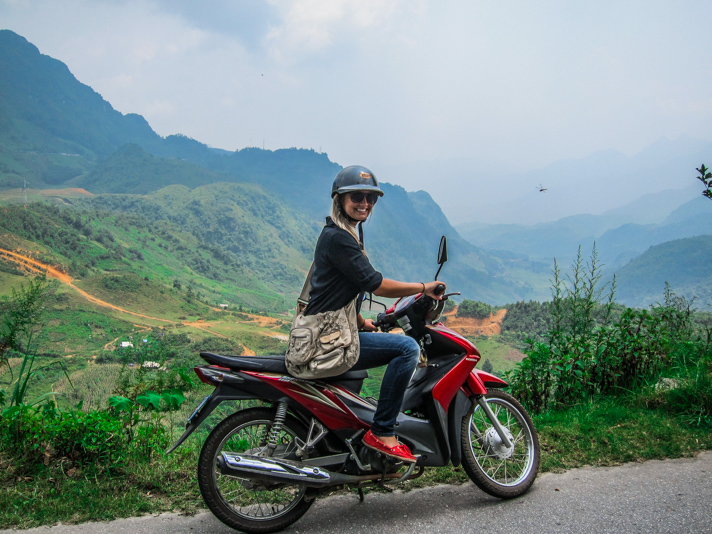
[425,323,480,360]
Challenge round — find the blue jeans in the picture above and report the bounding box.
[351,332,420,436]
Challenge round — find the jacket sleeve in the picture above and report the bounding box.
[328,232,383,293]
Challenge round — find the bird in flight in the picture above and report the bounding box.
[537,184,547,192]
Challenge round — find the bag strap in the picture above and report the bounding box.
[297,261,315,309]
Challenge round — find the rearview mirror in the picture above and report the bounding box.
[435,236,447,280]
[437,236,448,264]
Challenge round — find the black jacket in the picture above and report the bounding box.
[304,218,383,315]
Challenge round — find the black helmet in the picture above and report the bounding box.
[331,165,384,198]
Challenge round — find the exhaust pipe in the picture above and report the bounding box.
[218,453,409,488]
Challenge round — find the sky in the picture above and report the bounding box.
[2,0,712,224]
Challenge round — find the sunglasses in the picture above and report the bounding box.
[348,191,379,205]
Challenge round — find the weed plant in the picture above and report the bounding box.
[507,246,712,425]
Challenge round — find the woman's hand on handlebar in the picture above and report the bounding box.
[360,318,379,332]
[423,281,447,300]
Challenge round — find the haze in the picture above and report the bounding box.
[2,0,711,224]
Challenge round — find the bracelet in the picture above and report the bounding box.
[421,282,425,294]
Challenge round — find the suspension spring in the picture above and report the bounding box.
[266,402,289,455]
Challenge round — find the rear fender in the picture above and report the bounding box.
[167,378,278,454]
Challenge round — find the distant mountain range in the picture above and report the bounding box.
[2,28,710,310]
[385,136,712,227]
[0,29,550,306]
[456,187,712,307]
[457,190,711,269]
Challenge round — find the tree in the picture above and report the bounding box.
[0,275,48,365]
[457,300,494,319]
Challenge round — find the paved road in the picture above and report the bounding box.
[3,452,711,534]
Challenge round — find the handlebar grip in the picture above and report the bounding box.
[434,284,446,296]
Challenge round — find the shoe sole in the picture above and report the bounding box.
[362,441,418,463]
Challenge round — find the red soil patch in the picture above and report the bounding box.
[40,188,93,196]
[443,307,507,337]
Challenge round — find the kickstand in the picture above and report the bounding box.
[357,487,364,502]
[378,468,394,492]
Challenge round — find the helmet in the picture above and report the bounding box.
[331,165,384,198]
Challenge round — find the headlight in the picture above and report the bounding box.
[427,299,445,324]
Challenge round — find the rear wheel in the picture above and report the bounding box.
[197,407,312,533]
[461,390,539,498]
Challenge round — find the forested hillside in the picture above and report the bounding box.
[614,235,712,308]
[0,29,551,307]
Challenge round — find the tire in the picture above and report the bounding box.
[197,407,313,533]
[461,390,540,499]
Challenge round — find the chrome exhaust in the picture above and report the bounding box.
[218,452,415,488]
[218,453,358,487]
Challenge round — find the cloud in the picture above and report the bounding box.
[264,0,423,62]
[151,0,278,52]
[1,0,712,220]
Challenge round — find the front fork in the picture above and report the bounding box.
[476,395,513,448]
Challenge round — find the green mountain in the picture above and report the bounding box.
[614,235,712,308]
[0,30,162,189]
[0,29,550,306]
[80,181,320,294]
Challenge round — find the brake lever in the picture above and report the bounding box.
[441,292,461,300]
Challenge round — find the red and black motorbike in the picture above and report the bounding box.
[169,237,540,533]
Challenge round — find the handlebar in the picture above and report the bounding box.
[373,286,448,331]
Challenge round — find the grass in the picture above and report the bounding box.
[467,336,526,374]
[53,363,123,411]
[1,394,710,530]
[0,272,27,297]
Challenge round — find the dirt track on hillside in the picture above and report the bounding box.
[0,248,507,355]
[0,247,232,345]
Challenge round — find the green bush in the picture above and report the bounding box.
[457,300,494,319]
[639,339,712,426]
[506,246,708,414]
[101,275,141,292]
[1,404,128,474]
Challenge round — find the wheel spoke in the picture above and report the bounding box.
[466,394,538,489]
[209,418,306,520]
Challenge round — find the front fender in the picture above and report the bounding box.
[466,369,508,396]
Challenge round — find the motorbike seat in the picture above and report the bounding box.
[199,352,368,382]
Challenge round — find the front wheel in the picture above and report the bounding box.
[197,407,313,533]
[461,390,540,498]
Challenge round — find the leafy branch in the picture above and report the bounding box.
[696,164,712,200]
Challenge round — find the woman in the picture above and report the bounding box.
[304,165,445,463]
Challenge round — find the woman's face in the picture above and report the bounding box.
[342,191,378,223]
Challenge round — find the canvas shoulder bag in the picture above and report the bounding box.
[285,264,360,380]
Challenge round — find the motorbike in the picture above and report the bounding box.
[168,236,540,533]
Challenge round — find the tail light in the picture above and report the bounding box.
[194,365,243,385]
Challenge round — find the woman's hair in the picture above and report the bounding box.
[330,194,363,245]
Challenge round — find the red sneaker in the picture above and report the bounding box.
[362,430,418,463]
